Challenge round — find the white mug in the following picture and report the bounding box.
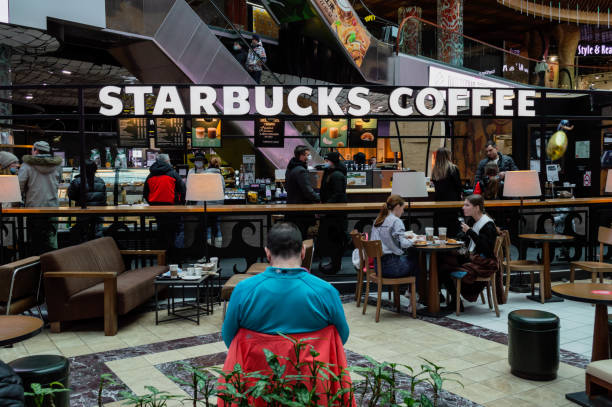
[187,267,195,276]
[194,267,203,277]
[169,264,179,272]
[210,257,219,269]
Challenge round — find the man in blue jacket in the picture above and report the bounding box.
[222,222,349,348]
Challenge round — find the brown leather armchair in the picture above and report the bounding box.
[41,237,167,336]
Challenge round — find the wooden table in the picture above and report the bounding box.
[519,234,574,302]
[0,315,44,347]
[553,283,612,362]
[413,243,463,316]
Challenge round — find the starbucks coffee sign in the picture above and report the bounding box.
[98,85,537,118]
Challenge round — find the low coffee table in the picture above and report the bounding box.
[0,316,44,347]
[154,274,214,325]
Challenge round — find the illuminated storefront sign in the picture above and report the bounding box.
[98,85,537,118]
[577,44,612,57]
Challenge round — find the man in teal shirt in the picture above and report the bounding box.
[222,223,349,348]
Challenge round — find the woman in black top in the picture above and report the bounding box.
[68,159,106,241]
[440,195,501,310]
[431,147,463,237]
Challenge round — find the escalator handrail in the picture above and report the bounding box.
[205,0,283,85]
[395,14,612,73]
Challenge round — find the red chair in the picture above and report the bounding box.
[218,325,355,407]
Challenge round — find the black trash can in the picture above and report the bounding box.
[9,355,70,407]
[508,309,559,381]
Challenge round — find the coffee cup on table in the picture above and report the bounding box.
[425,227,434,242]
[210,257,219,269]
[438,227,447,241]
[194,267,203,277]
[186,267,195,277]
[169,264,179,278]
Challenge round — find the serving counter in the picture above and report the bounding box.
[3,198,612,274]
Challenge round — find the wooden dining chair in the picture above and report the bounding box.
[570,226,612,283]
[501,229,545,304]
[451,235,503,317]
[350,230,367,307]
[361,238,417,322]
[301,239,315,271]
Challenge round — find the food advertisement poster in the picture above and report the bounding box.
[191,118,221,148]
[118,118,149,147]
[349,118,377,148]
[320,118,348,148]
[155,118,184,148]
[312,0,371,67]
[347,171,367,186]
[255,118,284,148]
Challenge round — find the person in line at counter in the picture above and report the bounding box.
[143,154,186,262]
[370,195,420,308]
[474,140,518,190]
[319,152,348,274]
[222,222,349,347]
[285,145,319,238]
[0,151,20,257]
[68,159,107,242]
[438,195,501,312]
[204,156,225,247]
[18,141,62,255]
[431,147,463,238]
[474,162,502,200]
[0,151,19,175]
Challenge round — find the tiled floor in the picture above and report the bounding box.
[1,286,594,407]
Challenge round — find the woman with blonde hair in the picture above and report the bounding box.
[370,195,419,282]
[431,147,463,237]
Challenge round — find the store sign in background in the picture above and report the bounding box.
[255,118,284,148]
[577,43,612,56]
[191,118,221,148]
[118,118,148,148]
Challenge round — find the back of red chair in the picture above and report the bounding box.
[218,326,355,407]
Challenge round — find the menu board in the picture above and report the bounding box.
[312,0,371,67]
[155,118,184,148]
[255,118,284,148]
[118,118,148,147]
[191,118,222,148]
[320,118,348,148]
[349,118,377,148]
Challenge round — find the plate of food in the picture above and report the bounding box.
[446,238,458,244]
[414,240,428,246]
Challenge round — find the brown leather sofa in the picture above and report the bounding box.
[0,256,42,316]
[41,237,167,335]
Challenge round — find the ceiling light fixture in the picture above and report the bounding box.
[61,70,71,75]
[25,94,33,100]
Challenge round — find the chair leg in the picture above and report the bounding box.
[490,277,500,317]
[393,285,400,313]
[455,279,462,316]
[569,264,575,283]
[362,276,371,315]
[592,272,598,283]
[388,287,392,301]
[50,321,61,333]
[530,271,535,296]
[540,270,545,304]
[505,262,510,301]
[355,269,363,308]
[480,291,485,304]
[486,283,493,310]
[376,282,383,322]
[223,301,227,319]
[600,272,604,284]
[411,282,417,319]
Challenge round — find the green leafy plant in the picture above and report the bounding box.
[419,358,463,407]
[98,373,120,407]
[24,382,70,407]
[119,386,181,407]
[168,361,218,406]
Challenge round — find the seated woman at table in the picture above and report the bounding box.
[370,195,419,286]
[440,194,500,310]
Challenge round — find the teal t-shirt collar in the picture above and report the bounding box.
[264,266,308,277]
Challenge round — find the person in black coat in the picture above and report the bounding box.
[431,147,463,237]
[68,159,107,242]
[231,41,247,67]
[285,145,319,238]
[0,360,24,406]
[319,152,348,274]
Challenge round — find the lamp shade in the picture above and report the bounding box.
[185,173,224,202]
[503,170,542,198]
[606,169,612,193]
[391,172,428,198]
[0,175,21,203]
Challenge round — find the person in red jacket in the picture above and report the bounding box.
[143,154,186,261]
[143,154,185,205]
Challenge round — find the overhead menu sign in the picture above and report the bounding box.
[99,85,537,118]
[255,118,284,148]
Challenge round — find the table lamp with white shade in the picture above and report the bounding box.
[503,170,542,233]
[186,173,225,261]
[606,169,612,193]
[391,171,428,229]
[0,175,22,264]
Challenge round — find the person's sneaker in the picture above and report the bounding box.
[214,237,222,247]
